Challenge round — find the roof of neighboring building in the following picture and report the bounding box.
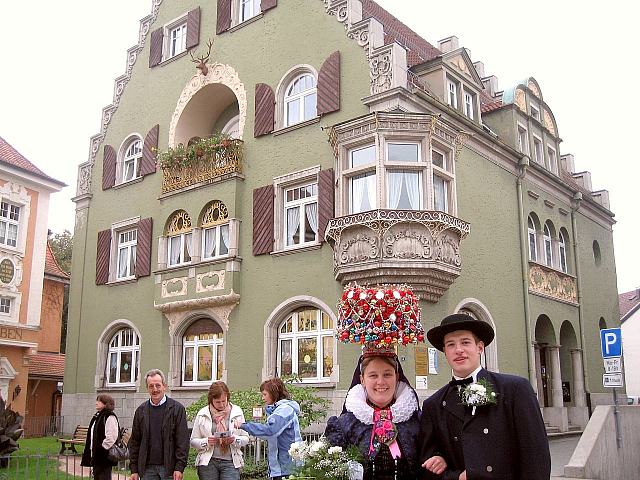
[620,288,640,321]
[362,0,441,67]
[0,135,64,185]
[28,353,65,379]
[481,100,504,113]
[45,242,70,281]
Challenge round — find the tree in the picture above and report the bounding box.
[48,230,73,353]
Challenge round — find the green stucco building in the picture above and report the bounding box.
[63,0,619,434]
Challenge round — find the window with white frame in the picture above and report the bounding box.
[116,229,137,280]
[182,319,224,385]
[284,183,318,247]
[168,22,187,59]
[106,328,140,386]
[530,104,541,121]
[547,146,558,174]
[518,125,529,154]
[559,230,567,273]
[0,201,20,248]
[277,307,333,381]
[239,0,260,22]
[432,148,453,213]
[463,90,475,119]
[167,211,193,267]
[122,139,142,183]
[387,143,421,210]
[447,79,458,108]
[543,223,553,267]
[533,137,543,164]
[528,216,537,262]
[201,201,230,260]
[0,297,10,315]
[284,74,317,127]
[348,145,377,214]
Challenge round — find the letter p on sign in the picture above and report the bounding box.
[600,328,622,358]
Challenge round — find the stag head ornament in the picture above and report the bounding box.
[190,39,214,76]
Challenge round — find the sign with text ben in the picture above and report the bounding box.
[600,328,622,358]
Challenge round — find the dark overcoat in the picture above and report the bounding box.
[419,368,551,480]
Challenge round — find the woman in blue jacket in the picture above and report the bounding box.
[236,378,302,480]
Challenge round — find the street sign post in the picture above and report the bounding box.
[600,327,624,448]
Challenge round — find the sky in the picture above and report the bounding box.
[0,0,637,293]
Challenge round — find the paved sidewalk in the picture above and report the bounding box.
[58,455,130,479]
[550,434,581,478]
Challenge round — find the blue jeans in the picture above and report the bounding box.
[141,465,173,480]
[197,457,239,480]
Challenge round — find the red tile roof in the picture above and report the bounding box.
[45,242,70,280]
[0,135,62,184]
[619,288,640,319]
[481,100,504,113]
[363,0,441,67]
[29,353,65,379]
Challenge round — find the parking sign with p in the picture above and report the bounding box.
[600,328,622,358]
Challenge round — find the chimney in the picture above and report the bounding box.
[438,36,459,53]
[473,61,485,78]
[560,154,575,174]
[591,190,610,209]
[482,75,499,97]
[572,171,592,191]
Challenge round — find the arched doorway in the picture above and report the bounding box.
[559,321,578,405]
[534,315,556,407]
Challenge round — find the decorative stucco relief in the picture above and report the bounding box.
[515,89,526,112]
[155,291,241,334]
[168,64,247,148]
[196,270,225,293]
[369,47,393,94]
[529,264,578,305]
[543,109,556,136]
[75,0,163,197]
[161,277,188,298]
[528,80,541,98]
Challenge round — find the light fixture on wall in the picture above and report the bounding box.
[12,384,21,400]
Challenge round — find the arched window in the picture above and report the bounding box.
[167,210,193,266]
[528,216,537,262]
[559,230,567,273]
[284,74,317,127]
[122,138,142,182]
[200,201,230,260]
[543,223,553,267]
[456,299,499,372]
[182,319,224,385]
[106,328,140,386]
[277,307,333,381]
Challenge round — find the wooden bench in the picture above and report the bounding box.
[57,425,88,454]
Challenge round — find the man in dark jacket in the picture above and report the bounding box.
[129,369,189,480]
[419,314,551,480]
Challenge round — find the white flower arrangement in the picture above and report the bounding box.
[459,378,498,415]
[287,438,363,480]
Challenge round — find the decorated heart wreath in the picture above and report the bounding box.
[336,283,425,348]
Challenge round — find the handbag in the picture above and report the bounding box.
[107,427,130,462]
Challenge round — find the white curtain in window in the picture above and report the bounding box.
[286,207,300,245]
[351,176,365,213]
[169,236,181,265]
[204,228,216,258]
[366,174,376,209]
[118,249,128,277]
[405,172,419,210]
[388,173,403,209]
[185,233,193,258]
[220,225,230,254]
[305,203,318,235]
[433,175,446,211]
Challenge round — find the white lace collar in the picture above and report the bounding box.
[344,382,418,425]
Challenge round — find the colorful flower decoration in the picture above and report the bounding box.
[336,283,425,348]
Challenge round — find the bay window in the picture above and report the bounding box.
[166,210,193,267]
[202,224,229,259]
[543,223,553,267]
[432,149,453,213]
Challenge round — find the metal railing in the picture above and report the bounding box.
[0,452,130,479]
[21,416,64,438]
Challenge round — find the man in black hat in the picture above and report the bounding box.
[418,313,550,479]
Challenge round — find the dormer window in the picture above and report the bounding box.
[447,79,458,108]
[463,90,475,120]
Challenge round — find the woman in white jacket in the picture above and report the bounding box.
[190,381,250,480]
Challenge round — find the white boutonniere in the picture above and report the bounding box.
[459,378,498,415]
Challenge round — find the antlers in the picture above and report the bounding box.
[190,39,214,76]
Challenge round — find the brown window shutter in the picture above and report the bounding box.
[254,83,275,137]
[317,51,341,116]
[261,0,277,11]
[102,145,116,190]
[96,229,112,285]
[217,0,232,35]
[186,7,201,50]
[252,185,274,255]
[140,124,159,177]
[135,217,153,278]
[149,27,164,67]
[318,168,335,242]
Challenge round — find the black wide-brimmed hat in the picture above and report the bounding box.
[427,313,495,351]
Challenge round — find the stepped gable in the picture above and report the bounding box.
[362,0,441,66]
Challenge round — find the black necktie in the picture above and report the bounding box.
[449,376,473,388]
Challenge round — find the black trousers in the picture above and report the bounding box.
[93,463,113,480]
